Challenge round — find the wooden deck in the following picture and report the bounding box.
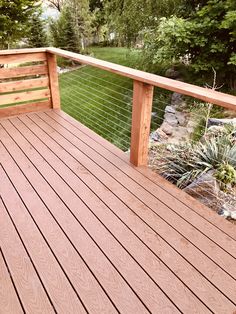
[0,109,236,314]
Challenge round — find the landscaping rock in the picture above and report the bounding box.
[175,111,186,126]
[184,170,220,208]
[161,122,173,136]
[165,106,176,114]
[207,118,236,128]
[171,92,184,107]
[164,112,178,127]
[150,129,168,142]
[165,68,180,79]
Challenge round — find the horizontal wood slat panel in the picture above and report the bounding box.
[0,77,49,93]
[0,65,48,79]
[0,52,47,64]
[0,101,51,118]
[0,89,50,106]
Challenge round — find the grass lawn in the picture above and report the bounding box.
[59,47,169,150]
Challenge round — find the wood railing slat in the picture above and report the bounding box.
[0,89,50,106]
[0,64,48,79]
[0,77,49,93]
[0,52,47,64]
[0,48,46,56]
[0,100,51,118]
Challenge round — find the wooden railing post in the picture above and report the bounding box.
[47,52,61,109]
[130,80,154,167]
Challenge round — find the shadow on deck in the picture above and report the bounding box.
[0,109,236,314]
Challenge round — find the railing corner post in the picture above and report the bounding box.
[130,80,154,167]
[47,52,61,109]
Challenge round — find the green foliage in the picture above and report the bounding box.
[157,128,236,188]
[0,0,39,48]
[142,0,236,88]
[27,12,48,48]
[49,0,94,51]
[49,5,80,51]
[215,163,236,186]
[104,0,184,45]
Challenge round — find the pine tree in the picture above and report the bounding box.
[0,0,39,48]
[27,13,48,48]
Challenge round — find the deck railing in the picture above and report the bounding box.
[0,47,236,167]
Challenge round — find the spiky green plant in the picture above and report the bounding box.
[157,129,236,189]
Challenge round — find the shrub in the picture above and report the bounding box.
[157,127,236,188]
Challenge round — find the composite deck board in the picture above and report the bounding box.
[10,115,212,313]
[56,109,236,241]
[0,247,23,314]
[35,112,236,276]
[0,110,235,314]
[17,113,236,310]
[47,110,236,253]
[1,119,180,313]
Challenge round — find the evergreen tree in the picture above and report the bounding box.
[0,0,39,48]
[27,12,48,48]
[50,5,80,52]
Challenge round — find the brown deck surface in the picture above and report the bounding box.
[0,109,236,314]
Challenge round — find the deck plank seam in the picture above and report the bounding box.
[53,110,236,241]
[0,188,57,314]
[0,121,155,314]
[7,117,185,314]
[0,137,121,314]
[14,114,236,308]
[0,143,91,314]
[35,113,236,264]
[0,131,122,314]
[0,245,26,314]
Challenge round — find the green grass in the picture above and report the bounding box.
[59,47,169,150]
[60,47,137,150]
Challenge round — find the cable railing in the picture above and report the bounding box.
[58,60,134,151]
[0,47,236,219]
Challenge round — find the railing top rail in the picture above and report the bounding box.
[1,47,236,110]
[47,47,236,111]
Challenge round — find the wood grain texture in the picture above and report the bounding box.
[0,248,24,314]
[0,52,47,64]
[0,77,49,93]
[12,114,206,314]
[47,53,60,109]
[1,109,236,314]
[0,89,50,106]
[56,109,236,241]
[130,81,154,166]
[48,112,236,280]
[0,64,48,79]
[0,101,51,119]
[23,112,236,313]
[0,48,46,55]
[0,195,54,314]
[0,119,153,314]
[37,110,236,310]
[0,128,118,314]
[47,47,236,110]
[0,146,87,314]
